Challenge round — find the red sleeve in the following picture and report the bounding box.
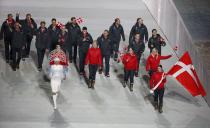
[146,57,150,71]
[85,49,90,65]
[149,74,154,89]
[162,78,166,84]
[98,49,102,66]
[122,54,126,65]
[161,73,167,85]
[160,55,172,60]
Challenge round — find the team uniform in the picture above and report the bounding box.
[85,47,102,89]
[150,71,166,113]
[122,52,138,91]
[146,54,172,77]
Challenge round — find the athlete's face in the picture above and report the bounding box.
[52,20,56,26]
[138,19,143,25]
[56,45,61,50]
[72,19,77,24]
[152,49,158,55]
[40,23,45,28]
[116,19,120,25]
[26,14,31,21]
[135,34,140,42]
[8,15,13,20]
[129,48,134,54]
[152,30,157,36]
[103,31,109,38]
[157,67,162,72]
[92,41,97,48]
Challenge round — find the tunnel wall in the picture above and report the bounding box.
[142,0,210,105]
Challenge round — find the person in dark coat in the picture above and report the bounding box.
[150,65,166,113]
[97,30,112,77]
[58,27,68,52]
[16,13,37,58]
[148,29,166,55]
[122,47,138,92]
[129,18,148,44]
[11,22,26,71]
[35,21,48,71]
[78,27,93,75]
[129,33,145,77]
[85,41,102,89]
[109,18,125,61]
[0,14,15,63]
[65,17,81,63]
[48,18,61,51]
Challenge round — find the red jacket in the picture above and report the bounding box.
[150,72,166,89]
[146,54,171,71]
[122,53,138,70]
[85,47,102,65]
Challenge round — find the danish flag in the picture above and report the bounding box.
[167,52,206,97]
[57,22,65,29]
[76,17,84,24]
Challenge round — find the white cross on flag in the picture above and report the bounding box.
[76,17,84,24]
[167,52,206,97]
[57,22,65,29]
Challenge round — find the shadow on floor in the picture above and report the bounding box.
[49,109,70,128]
[164,91,201,107]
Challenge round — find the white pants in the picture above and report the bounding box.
[51,78,61,93]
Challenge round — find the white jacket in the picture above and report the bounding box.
[49,65,66,80]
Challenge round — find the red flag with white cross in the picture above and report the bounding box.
[167,52,206,97]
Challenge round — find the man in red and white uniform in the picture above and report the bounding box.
[146,48,172,77]
[150,65,166,113]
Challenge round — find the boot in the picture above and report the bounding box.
[154,102,158,110]
[129,83,133,92]
[12,64,16,71]
[16,64,19,69]
[99,68,103,74]
[158,104,163,113]
[123,81,127,88]
[88,79,92,88]
[52,93,57,110]
[92,80,95,89]
[135,72,139,77]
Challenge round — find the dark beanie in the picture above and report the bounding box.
[82,26,87,30]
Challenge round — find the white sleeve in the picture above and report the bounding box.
[49,66,53,78]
